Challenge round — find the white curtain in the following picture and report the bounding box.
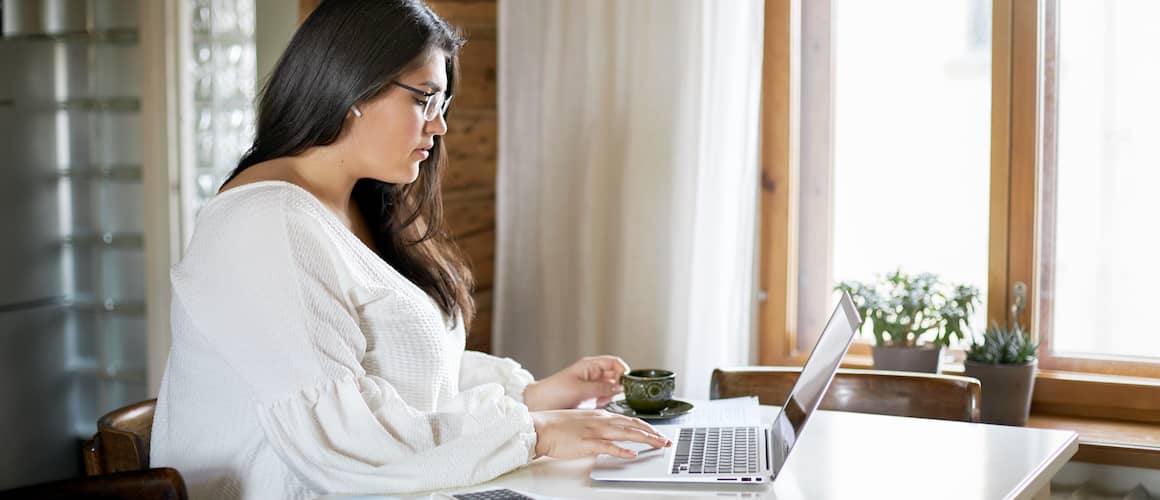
[494,0,764,399]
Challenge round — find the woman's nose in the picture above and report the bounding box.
[425,112,448,136]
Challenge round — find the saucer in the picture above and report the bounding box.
[603,399,694,420]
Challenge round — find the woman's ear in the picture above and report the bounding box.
[351,105,362,118]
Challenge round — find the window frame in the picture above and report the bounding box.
[1029,0,1160,380]
[758,0,1160,422]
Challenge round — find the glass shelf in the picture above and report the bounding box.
[0,28,138,44]
[55,97,140,112]
[58,165,143,182]
[65,296,146,316]
[0,296,68,314]
[67,361,147,384]
[2,97,141,112]
[62,232,144,249]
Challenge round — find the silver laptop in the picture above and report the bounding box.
[590,292,862,484]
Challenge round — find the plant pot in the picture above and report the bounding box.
[964,359,1037,426]
[871,345,944,373]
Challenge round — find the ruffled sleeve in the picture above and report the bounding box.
[170,189,536,494]
[459,351,537,403]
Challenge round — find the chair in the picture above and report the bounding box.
[0,467,187,500]
[710,366,981,422]
[83,399,157,475]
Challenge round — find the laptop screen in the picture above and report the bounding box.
[769,293,862,476]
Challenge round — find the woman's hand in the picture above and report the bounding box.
[522,356,630,411]
[530,410,672,459]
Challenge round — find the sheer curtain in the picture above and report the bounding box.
[493,0,764,399]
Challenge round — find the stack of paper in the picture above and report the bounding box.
[662,396,761,426]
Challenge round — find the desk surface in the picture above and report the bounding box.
[338,406,1079,500]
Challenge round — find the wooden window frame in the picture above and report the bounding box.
[1030,1,1160,381]
[299,0,322,23]
[758,0,1160,424]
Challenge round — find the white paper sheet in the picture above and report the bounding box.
[661,396,762,427]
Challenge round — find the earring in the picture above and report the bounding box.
[351,105,362,118]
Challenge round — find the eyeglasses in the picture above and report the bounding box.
[391,81,453,121]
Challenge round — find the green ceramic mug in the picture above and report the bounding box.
[620,369,676,413]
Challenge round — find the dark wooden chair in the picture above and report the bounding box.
[83,399,157,475]
[711,366,981,422]
[0,467,187,500]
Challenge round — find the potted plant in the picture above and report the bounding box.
[964,322,1039,426]
[836,270,980,373]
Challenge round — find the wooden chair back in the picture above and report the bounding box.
[0,468,186,500]
[83,399,157,475]
[710,367,981,422]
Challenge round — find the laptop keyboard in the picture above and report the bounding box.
[670,426,760,475]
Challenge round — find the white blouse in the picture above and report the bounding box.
[151,181,537,499]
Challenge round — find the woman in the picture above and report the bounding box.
[150,0,670,498]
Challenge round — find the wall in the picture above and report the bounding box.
[426,0,497,354]
[255,0,296,88]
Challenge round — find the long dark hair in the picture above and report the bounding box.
[224,0,473,328]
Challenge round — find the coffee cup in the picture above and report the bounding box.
[620,369,676,413]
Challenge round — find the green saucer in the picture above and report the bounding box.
[603,399,695,420]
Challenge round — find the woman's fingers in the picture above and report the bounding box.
[582,379,622,398]
[611,415,666,439]
[581,355,629,381]
[594,440,638,459]
[587,414,670,448]
[598,356,630,378]
[599,426,671,449]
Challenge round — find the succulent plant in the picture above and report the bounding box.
[835,270,980,348]
[965,322,1039,365]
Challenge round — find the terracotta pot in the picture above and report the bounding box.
[964,359,1037,426]
[871,345,943,374]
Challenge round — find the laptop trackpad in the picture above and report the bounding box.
[620,440,665,453]
[592,443,668,474]
[591,429,676,479]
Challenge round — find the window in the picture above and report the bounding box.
[1035,0,1160,376]
[760,0,1160,399]
[794,0,993,353]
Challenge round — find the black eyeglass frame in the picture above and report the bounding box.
[390,81,453,121]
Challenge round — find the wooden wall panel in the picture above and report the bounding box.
[427,1,498,38]
[467,289,493,353]
[442,110,497,191]
[451,38,498,110]
[455,228,495,291]
[443,188,496,236]
[430,0,498,352]
[298,0,322,23]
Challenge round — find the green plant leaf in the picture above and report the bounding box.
[834,270,981,349]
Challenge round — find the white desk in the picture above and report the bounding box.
[335,406,1078,500]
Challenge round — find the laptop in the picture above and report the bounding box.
[590,292,862,484]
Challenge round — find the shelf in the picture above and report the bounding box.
[0,28,138,44]
[55,97,140,112]
[0,296,68,314]
[58,164,142,182]
[2,97,140,112]
[65,296,146,317]
[62,232,144,249]
[67,360,147,384]
[1027,414,1160,469]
